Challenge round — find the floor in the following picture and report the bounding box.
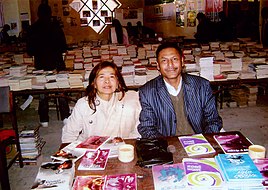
[3,94,268,190]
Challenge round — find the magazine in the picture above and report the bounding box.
[182,158,224,189]
[152,163,186,189]
[253,158,268,186]
[77,149,110,170]
[178,134,215,156]
[72,175,106,190]
[104,173,137,190]
[31,161,74,189]
[215,153,264,187]
[213,132,253,154]
[75,136,110,150]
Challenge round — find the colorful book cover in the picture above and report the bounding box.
[178,134,215,156]
[182,158,224,188]
[253,158,268,186]
[214,133,253,154]
[152,163,187,189]
[78,149,110,170]
[31,161,74,189]
[72,175,106,190]
[75,136,110,151]
[104,173,137,190]
[215,154,264,183]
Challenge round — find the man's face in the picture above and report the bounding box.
[157,47,183,83]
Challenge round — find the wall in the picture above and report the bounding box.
[44,0,144,44]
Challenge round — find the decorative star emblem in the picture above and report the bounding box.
[70,0,122,33]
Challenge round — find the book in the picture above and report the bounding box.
[253,158,268,186]
[182,158,224,189]
[213,132,253,154]
[31,161,74,189]
[75,136,110,151]
[72,175,106,190]
[178,134,215,156]
[215,153,264,187]
[104,173,137,190]
[77,149,110,170]
[152,163,187,189]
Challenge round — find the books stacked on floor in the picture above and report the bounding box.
[215,153,264,189]
[18,127,46,165]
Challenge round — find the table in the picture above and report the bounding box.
[74,131,242,189]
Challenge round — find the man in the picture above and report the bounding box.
[0,24,11,44]
[138,42,222,138]
[27,3,70,127]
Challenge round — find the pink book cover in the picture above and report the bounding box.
[75,136,110,150]
[104,173,137,190]
[72,175,106,190]
[253,158,268,186]
[213,133,252,154]
[78,149,110,170]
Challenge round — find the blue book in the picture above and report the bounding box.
[215,154,263,185]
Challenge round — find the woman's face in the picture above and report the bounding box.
[95,66,119,101]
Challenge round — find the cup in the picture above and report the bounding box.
[248,145,266,159]
[118,144,134,163]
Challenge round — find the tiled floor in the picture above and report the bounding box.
[4,95,268,190]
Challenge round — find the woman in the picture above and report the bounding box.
[110,19,129,45]
[62,61,141,143]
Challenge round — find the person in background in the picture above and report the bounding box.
[261,7,268,48]
[216,11,234,41]
[109,19,129,45]
[138,42,222,138]
[27,3,70,127]
[126,22,135,44]
[194,12,216,44]
[0,24,11,45]
[61,61,141,143]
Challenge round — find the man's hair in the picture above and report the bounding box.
[156,42,183,59]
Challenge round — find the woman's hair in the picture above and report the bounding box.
[112,19,123,44]
[85,61,127,113]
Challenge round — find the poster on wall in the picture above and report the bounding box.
[175,0,186,27]
[187,10,196,27]
[123,9,138,19]
[205,0,223,21]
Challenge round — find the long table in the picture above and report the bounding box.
[74,131,242,189]
[11,77,268,111]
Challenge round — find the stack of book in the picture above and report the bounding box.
[215,153,264,189]
[18,128,46,165]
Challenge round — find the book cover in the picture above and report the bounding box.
[77,149,110,170]
[182,158,224,188]
[178,134,215,156]
[253,158,268,186]
[75,136,110,151]
[152,163,187,190]
[215,154,264,183]
[213,133,253,154]
[31,161,74,189]
[104,173,137,190]
[72,175,106,190]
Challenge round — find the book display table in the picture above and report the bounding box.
[74,131,249,189]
